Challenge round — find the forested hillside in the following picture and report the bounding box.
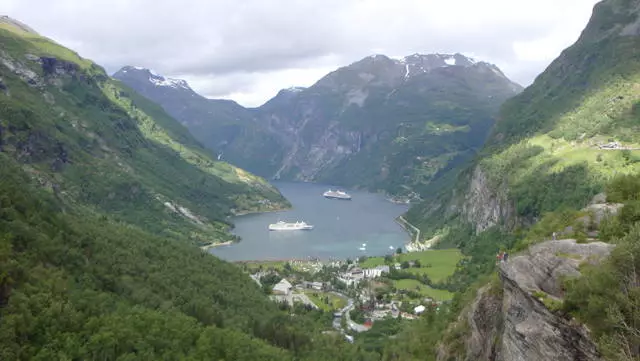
[0,157,375,360]
[0,19,288,246]
[0,18,380,360]
[388,0,640,359]
[407,0,640,236]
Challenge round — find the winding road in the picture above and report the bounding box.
[331,292,369,333]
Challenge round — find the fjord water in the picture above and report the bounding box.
[210,182,410,261]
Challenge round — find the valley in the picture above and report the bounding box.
[115,53,522,199]
[2,0,640,360]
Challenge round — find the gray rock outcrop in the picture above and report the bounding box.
[440,239,614,361]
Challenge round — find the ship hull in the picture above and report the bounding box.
[324,195,352,200]
[269,226,314,231]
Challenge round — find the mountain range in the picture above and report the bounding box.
[2,0,640,359]
[115,52,522,198]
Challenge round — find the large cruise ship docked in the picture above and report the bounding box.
[323,189,352,200]
[268,221,314,231]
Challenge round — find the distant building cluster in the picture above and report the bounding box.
[338,265,390,286]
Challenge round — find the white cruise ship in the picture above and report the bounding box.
[268,220,314,231]
[323,189,352,200]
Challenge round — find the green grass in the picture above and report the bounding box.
[239,261,288,272]
[359,257,387,268]
[393,279,453,301]
[360,249,463,283]
[303,291,347,311]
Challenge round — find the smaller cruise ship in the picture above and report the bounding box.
[323,189,352,200]
[268,220,314,231]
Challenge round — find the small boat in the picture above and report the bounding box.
[268,220,314,231]
[359,247,366,251]
[323,189,352,200]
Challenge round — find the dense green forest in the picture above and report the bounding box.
[0,19,377,360]
[2,0,640,359]
[0,21,288,246]
[0,156,379,360]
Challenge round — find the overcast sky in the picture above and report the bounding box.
[5,0,599,107]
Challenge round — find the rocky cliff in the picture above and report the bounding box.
[116,53,522,197]
[460,166,516,233]
[409,0,640,237]
[439,239,614,361]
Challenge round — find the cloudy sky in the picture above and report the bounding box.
[5,0,599,107]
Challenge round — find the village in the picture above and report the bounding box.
[238,248,463,340]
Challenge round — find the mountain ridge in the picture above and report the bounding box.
[115,52,522,198]
[0,16,377,361]
[0,18,289,244]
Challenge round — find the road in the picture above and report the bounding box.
[331,292,369,333]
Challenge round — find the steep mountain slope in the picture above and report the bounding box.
[112,66,285,177]
[117,53,522,198]
[0,20,288,245]
[385,1,640,359]
[407,0,640,237]
[0,17,373,361]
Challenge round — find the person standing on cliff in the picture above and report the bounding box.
[503,252,508,262]
[552,232,557,241]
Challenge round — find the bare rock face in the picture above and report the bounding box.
[464,285,504,361]
[498,240,613,361]
[443,240,614,361]
[461,166,517,233]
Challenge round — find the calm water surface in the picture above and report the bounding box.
[210,182,409,261]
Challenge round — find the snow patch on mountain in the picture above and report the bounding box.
[149,75,190,90]
[285,86,305,93]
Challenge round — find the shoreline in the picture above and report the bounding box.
[200,240,235,251]
[394,216,420,243]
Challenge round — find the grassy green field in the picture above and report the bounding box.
[360,249,463,283]
[303,291,348,311]
[239,260,287,272]
[393,279,453,301]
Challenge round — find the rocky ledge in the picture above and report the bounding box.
[442,239,614,361]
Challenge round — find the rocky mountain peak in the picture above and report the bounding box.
[314,52,514,91]
[577,0,640,43]
[114,66,191,91]
[396,53,483,80]
[284,86,306,93]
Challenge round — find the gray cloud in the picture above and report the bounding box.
[5,0,599,106]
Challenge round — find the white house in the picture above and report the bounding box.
[272,278,293,296]
[414,305,426,314]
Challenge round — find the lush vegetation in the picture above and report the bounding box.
[0,22,379,360]
[391,279,452,301]
[562,173,640,361]
[0,157,368,360]
[360,249,462,283]
[0,24,287,246]
[303,291,347,312]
